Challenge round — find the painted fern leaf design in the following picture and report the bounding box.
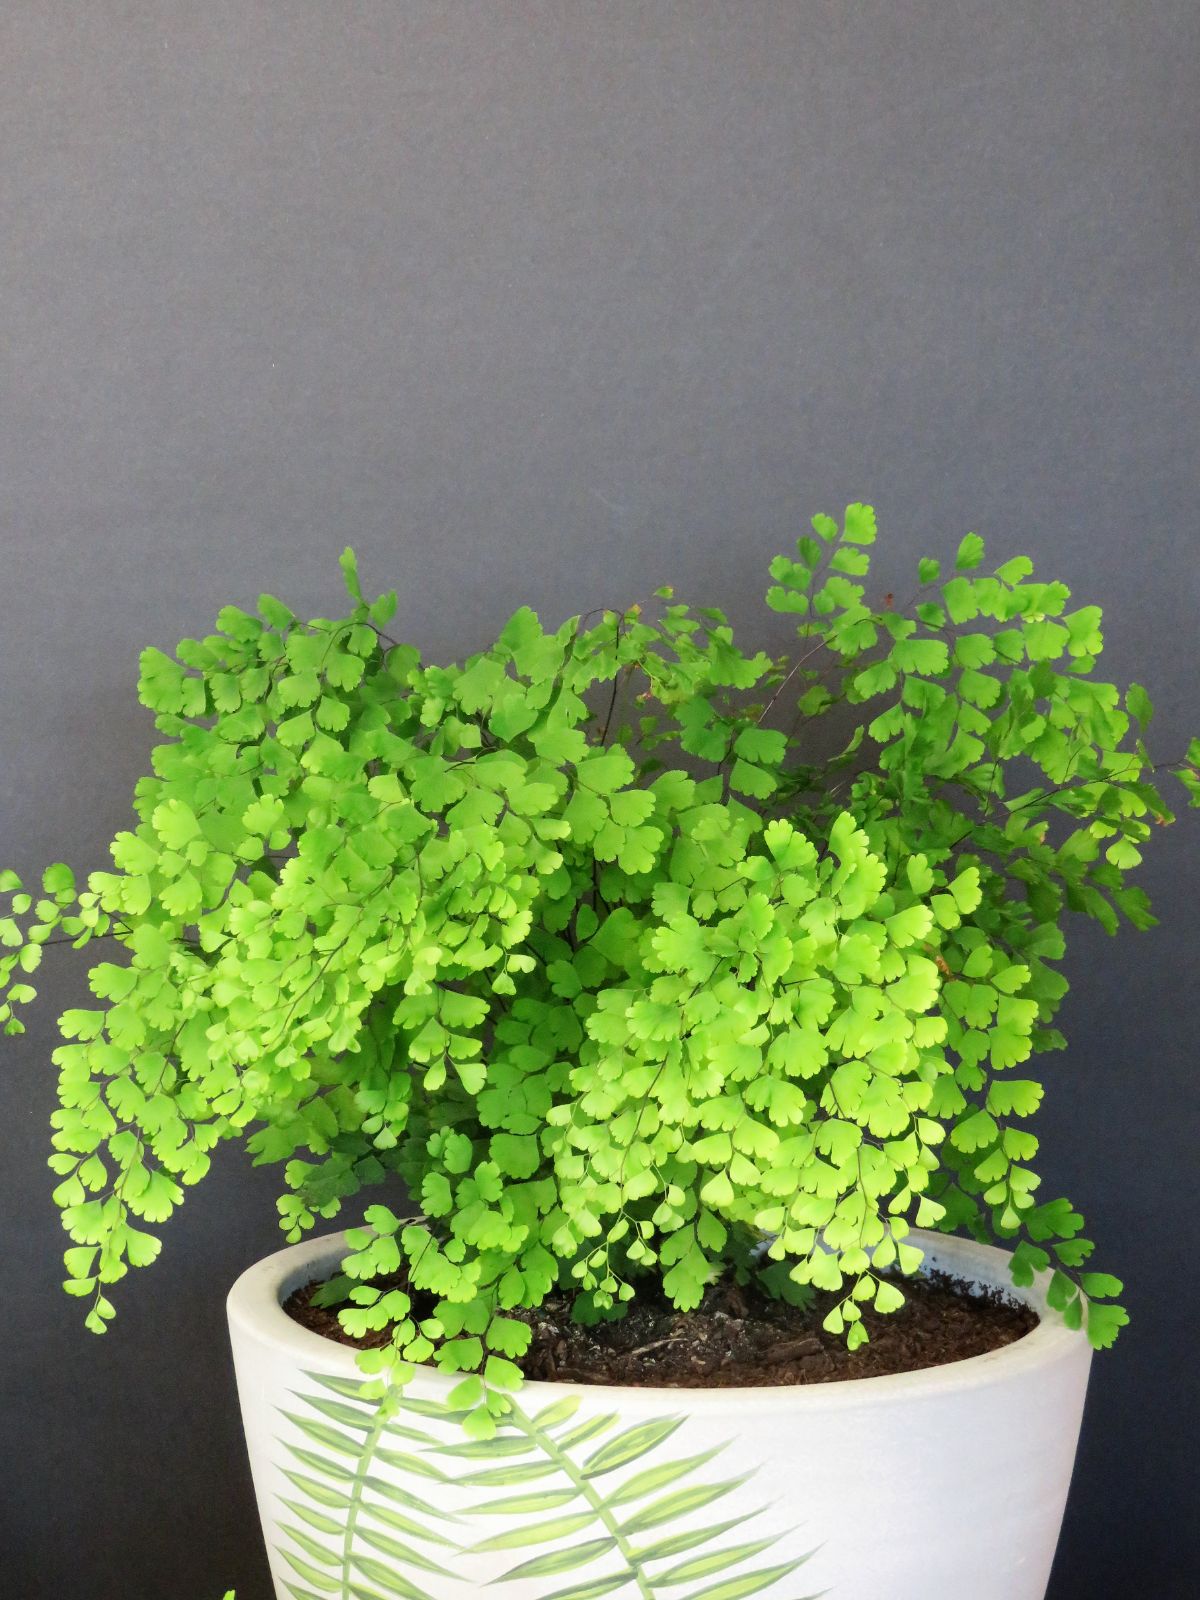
[274,1375,822,1600]
[273,1370,465,1600]
[444,1393,822,1600]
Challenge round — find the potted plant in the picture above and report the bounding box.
[5,506,1194,1599]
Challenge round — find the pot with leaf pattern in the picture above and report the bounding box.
[228,1227,1090,1600]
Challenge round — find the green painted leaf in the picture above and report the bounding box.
[280,1499,344,1538]
[359,1499,458,1547]
[630,1512,760,1565]
[472,1509,599,1551]
[583,1417,685,1477]
[466,1486,582,1515]
[619,1475,753,1535]
[538,1573,636,1600]
[555,1413,619,1451]
[353,1523,456,1576]
[362,1477,460,1521]
[687,1558,813,1600]
[397,1396,471,1423]
[310,1372,374,1403]
[655,1536,785,1587]
[293,1394,375,1432]
[281,1471,353,1511]
[374,1447,448,1481]
[430,1434,536,1459]
[608,1446,726,1506]
[284,1445,355,1485]
[282,1414,365,1458]
[279,1523,340,1566]
[374,1418,443,1448]
[502,1535,618,1581]
[455,1459,563,1487]
[532,1394,584,1431]
[350,1553,438,1600]
[279,1550,339,1592]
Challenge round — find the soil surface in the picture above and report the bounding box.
[283,1264,1037,1388]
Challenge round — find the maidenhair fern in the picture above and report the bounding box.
[3,506,1196,1436]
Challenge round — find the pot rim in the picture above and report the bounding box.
[227,1225,1087,1412]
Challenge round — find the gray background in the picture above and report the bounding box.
[1,3,1196,1596]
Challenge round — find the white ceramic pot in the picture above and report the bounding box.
[228,1228,1091,1600]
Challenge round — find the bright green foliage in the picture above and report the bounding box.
[4,516,1193,1431]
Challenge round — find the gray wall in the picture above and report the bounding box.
[2,4,1196,1596]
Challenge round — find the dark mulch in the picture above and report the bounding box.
[282,1263,1036,1388]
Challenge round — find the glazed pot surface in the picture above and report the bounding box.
[228,1228,1091,1600]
